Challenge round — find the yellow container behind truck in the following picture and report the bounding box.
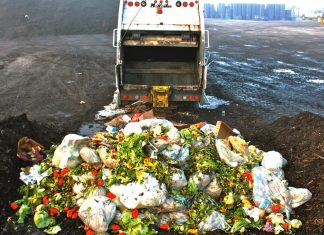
[113,0,209,107]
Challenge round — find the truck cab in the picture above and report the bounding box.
[113,0,209,107]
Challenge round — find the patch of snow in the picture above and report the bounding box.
[199,96,229,110]
[307,79,324,84]
[273,69,296,75]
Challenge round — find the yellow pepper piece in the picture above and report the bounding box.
[187,229,198,234]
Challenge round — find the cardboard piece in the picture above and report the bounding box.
[138,110,155,121]
[213,121,235,139]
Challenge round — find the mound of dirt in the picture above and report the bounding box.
[0,0,118,39]
[248,112,324,235]
[0,112,322,234]
[0,114,65,232]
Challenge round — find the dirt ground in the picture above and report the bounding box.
[0,20,323,234]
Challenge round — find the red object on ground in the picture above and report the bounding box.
[49,207,60,216]
[271,204,281,213]
[92,169,98,177]
[85,230,95,235]
[112,224,121,230]
[58,178,64,186]
[10,203,19,210]
[42,195,49,205]
[71,212,78,219]
[60,168,70,176]
[159,224,170,230]
[131,209,139,218]
[53,171,59,178]
[97,179,103,186]
[107,192,117,199]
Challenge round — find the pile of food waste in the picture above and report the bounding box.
[9,118,312,235]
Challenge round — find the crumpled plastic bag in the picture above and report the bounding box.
[80,147,101,164]
[204,177,222,198]
[17,137,44,162]
[288,187,312,208]
[78,196,117,233]
[190,172,212,190]
[150,138,168,151]
[252,166,290,213]
[216,139,247,167]
[200,124,216,136]
[157,211,188,225]
[72,172,95,183]
[170,169,187,190]
[156,196,186,213]
[162,145,190,164]
[98,147,118,168]
[262,151,287,170]
[109,174,167,209]
[123,119,175,136]
[19,164,50,185]
[52,134,89,169]
[198,210,230,232]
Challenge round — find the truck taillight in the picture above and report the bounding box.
[135,1,140,7]
[194,96,199,101]
[128,1,133,7]
[188,95,193,100]
[122,95,127,100]
[183,1,188,7]
[189,2,194,7]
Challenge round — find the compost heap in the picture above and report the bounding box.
[10,119,312,235]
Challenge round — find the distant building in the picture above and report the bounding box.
[204,3,296,21]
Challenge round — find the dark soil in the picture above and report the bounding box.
[0,112,323,235]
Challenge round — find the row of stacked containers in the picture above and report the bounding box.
[204,3,296,20]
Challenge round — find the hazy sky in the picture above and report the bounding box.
[204,0,324,10]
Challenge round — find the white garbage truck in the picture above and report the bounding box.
[113,0,209,107]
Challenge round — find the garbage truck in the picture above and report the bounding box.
[113,0,209,107]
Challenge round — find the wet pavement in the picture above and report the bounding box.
[205,20,324,120]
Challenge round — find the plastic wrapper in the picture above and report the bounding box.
[204,176,222,198]
[52,134,89,169]
[79,147,101,164]
[190,172,212,190]
[216,139,247,167]
[261,151,287,170]
[72,172,95,183]
[109,174,167,209]
[98,147,118,168]
[151,138,168,151]
[156,196,186,213]
[170,169,187,190]
[198,210,230,232]
[288,187,312,208]
[200,124,215,136]
[19,164,49,185]
[78,196,116,233]
[169,211,188,225]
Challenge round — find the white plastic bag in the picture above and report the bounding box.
[252,166,290,213]
[190,172,212,190]
[171,169,188,190]
[216,139,247,167]
[80,147,101,164]
[156,196,186,213]
[198,210,230,232]
[288,187,312,208]
[204,177,222,198]
[52,134,89,169]
[78,196,117,233]
[98,147,118,168]
[109,174,167,209]
[262,151,287,170]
